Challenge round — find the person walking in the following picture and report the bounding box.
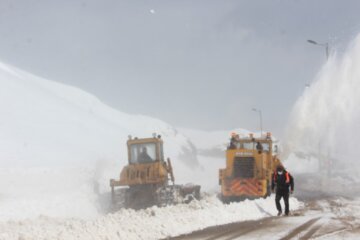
[271,165,294,216]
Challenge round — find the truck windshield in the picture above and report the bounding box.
[238,142,270,152]
[130,143,157,164]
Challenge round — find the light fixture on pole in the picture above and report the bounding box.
[252,108,263,137]
[307,39,329,60]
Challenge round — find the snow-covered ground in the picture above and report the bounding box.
[0,195,302,240]
[174,197,360,240]
[0,167,101,221]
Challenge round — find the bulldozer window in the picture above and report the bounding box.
[130,143,157,164]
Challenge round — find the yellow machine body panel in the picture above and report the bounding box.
[118,161,168,186]
[219,134,282,200]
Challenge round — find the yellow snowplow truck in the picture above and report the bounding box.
[110,134,201,209]
[219,132,282,203]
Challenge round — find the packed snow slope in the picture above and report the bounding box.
[284,34,360,175]
[0,61,199,220]
[0,61,196,168]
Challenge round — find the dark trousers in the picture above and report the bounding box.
[275,192,289,214]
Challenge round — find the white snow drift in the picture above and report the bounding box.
[0,195,302,240]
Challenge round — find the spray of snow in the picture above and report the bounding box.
[284,34,360,176]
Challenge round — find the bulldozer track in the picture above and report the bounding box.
[279,217,321,240]
[299,225,322,240]
[311,227,348,239]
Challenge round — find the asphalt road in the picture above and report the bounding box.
[169,197,360,240]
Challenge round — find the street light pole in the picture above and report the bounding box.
[252,108,263,136]
[307,39,329,60]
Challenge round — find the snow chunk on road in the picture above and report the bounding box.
[0,195,303,240]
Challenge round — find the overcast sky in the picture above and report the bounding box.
[0,0,359,135]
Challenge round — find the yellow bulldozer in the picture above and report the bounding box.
[110,134,201,209]
[219,132,282,203]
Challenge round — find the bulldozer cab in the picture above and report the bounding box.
[127,136,164,164]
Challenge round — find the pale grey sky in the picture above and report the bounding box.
[0,0,359,136]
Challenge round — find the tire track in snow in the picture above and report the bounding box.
[279,217,321,240]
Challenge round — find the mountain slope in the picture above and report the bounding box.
[0,61,197,168]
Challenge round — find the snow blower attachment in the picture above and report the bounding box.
[219,132,283,203]
[110,134,201,210]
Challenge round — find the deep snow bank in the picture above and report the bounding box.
[0,195,303,240]
[0,167,100,220]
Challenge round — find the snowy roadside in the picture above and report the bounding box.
[0,195,303,240]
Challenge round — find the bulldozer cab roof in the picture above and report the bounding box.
[127,137,163,146]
